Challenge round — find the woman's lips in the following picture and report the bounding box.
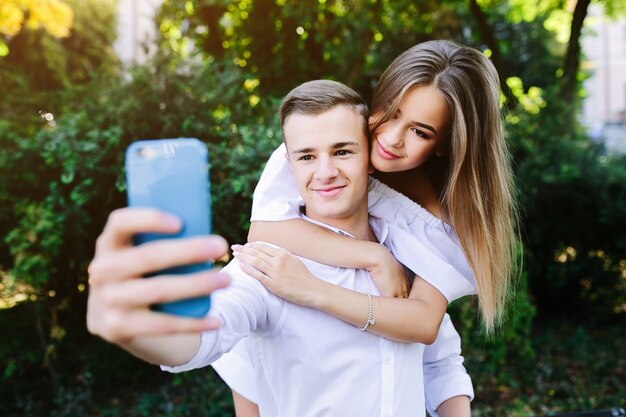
[376,140,400,160]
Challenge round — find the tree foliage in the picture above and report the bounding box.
[0,0,118,92]
[0,0,74,57]
[0,0,74,38]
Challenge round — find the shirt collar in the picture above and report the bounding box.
[300,213,390,245]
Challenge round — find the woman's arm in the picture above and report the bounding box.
[233,243,447,344]
[248,220,409,298]
[315,275,446,343]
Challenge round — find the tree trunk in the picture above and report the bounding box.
[468,0,517,108]
[560,0,592,103]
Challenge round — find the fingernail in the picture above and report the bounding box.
[232,251,239,257]
[165,215,182,229]
[231,244,241,250]
[204,317,223,328]
[213,272,230,286]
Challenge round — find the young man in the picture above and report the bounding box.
[86,80,471,416]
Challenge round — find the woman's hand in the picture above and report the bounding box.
[367,245,410,298]
[231,242,324,307]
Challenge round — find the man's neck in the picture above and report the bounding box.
[304,207,376,242]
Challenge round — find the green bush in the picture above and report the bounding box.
[0,55,281,414]
[448,271,537,389]
[510,93,626,321]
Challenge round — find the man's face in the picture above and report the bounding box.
[284,105,370,226]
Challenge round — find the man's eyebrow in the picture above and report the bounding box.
[397,109,438,135]
[291,141,360,155]
[291,146,316,155]
[332,141,360,149]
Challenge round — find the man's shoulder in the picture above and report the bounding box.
[220,259,248,276]
[297,256,347,271]
[367,215,390,244]
[220,259,273,292]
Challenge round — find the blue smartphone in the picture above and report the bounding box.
[125,138,212,317]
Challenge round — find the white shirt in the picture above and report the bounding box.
[213,313,473,417]
[251,144,476,302]
[164,218,428,417]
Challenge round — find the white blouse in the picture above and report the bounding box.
[250,143,477,302]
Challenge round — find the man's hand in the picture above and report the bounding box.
[86,208,230,347]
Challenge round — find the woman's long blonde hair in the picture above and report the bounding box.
[371,40,519,332]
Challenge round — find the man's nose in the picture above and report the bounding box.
[314,156,339,182]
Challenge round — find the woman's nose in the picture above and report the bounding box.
[378,121,404,148]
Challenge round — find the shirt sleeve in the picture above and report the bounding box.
[369,177,477,302]
[250,143,303,222]
[423,314,474,417]
[211,337,259,403]
[161,260,285,374]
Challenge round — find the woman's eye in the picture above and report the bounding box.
[411,128,428,139]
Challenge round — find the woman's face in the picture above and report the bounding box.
[369,84,450,173]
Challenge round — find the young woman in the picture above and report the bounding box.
[235,39,519,337]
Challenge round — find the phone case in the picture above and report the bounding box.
[125,138,212,317]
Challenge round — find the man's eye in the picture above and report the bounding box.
[300,155,313,161]
[336,150,349,156]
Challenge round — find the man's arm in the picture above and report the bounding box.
[232,391,261,417]
[435,396,470,417]
[86,208,230,366]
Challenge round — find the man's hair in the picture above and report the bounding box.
[279,80,369,141]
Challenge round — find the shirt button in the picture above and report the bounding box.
[384,357,391,364]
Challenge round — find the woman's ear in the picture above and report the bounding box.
[435,136,450,157]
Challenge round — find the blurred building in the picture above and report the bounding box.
[580,4,626,153]
[113,0,163,65]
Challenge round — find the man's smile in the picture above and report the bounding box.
[311,185,347,197]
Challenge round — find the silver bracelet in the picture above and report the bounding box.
[359,293,376,331]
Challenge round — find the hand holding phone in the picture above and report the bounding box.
[125,138,213,317]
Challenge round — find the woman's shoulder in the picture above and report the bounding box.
[367,176,449,231]
[368,177,476,300]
